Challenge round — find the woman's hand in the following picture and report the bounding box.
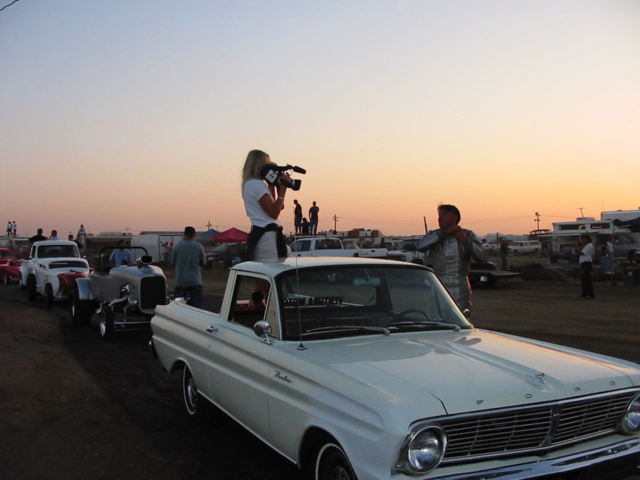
[277,174,290,197]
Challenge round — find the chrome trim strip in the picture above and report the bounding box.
[430,438,640,479]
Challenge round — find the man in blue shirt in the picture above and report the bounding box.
[109,240,133,267]
[171,226,207,308]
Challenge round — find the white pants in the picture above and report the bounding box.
[253,231,278,261]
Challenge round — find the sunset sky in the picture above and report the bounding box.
[1,0,639,238]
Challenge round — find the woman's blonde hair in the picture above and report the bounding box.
[242,149,270,187]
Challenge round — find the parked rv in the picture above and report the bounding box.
[542,217,640,262]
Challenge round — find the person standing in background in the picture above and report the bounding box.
[499,239,509,270]
[309,201,319,235]
[171,226,207,308]
[6,221,12,238]
[77,224,87,249]
[293,199,303,235]
[11,221,17,237]
[49,230,60,240]
[578,234,595,299]
[29,228,47,243]
[600,236,615,273]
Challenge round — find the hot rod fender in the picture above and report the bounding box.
[75,278,95,301]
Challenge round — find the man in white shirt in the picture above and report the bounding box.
[578,234,595,299]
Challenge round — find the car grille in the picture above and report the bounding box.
[140,276,166,310]
[438,390,636,464]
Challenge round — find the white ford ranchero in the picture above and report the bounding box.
[150,257,640,480]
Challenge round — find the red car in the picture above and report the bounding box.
[0,248,22,285]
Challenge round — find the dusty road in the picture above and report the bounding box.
[0,268,639,479]
[0,283,297,480]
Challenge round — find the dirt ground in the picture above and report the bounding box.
[1,259,639,479]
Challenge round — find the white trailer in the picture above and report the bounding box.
[131,232,184,263]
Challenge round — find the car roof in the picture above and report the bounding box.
[231,256,421,276]
[32,240,78,247]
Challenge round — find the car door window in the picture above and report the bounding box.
[229,274,272,329]
[290,240,311,252]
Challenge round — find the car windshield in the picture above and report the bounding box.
[277,265,471,340]
[38,245,80,258]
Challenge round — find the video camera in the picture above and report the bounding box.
[260,164,306,191]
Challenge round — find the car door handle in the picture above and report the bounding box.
[206,326,218,333]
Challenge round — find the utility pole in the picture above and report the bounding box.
[423,216,428,234]
[578,207,584,218]
[206,220,213,230]
[333,215,338,234]
[534,212,541,232]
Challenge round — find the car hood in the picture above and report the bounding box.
[299,330,640,415]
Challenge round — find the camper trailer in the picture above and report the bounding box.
[601,209,640,243]
[542,217,639,262]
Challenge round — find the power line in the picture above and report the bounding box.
[0,0,21,13]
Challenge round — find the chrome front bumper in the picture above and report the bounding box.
[430,438,640,480]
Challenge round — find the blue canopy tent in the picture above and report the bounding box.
[199,229,220,238]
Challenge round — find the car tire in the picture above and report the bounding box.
[182,365,204,419]
[19,272,25,289]
[26,275,36,302]
[311,439,357,480]
[71,288,92,326]
[99,305,115,341]
[45,283,54,308]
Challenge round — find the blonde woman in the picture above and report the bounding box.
[242,150,288,260]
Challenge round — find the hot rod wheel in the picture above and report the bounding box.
[70,287,92,326]
[99,304,115,341]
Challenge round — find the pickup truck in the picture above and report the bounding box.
[19,240,90,307]
[289,236,388,258]
[150,257,640,480]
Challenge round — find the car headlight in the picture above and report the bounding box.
[396,426,446,474]
[619,393,640,435]
[128,296,138,306]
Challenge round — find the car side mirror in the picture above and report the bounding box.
[463,308,471,319]
[254,320,273,344]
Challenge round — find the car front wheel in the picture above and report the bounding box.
[45,284,54,308]
[313,441,357,480]
[26,275,37,302]
[99,305,115,341]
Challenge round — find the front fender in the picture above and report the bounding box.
[75,277,94,300]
